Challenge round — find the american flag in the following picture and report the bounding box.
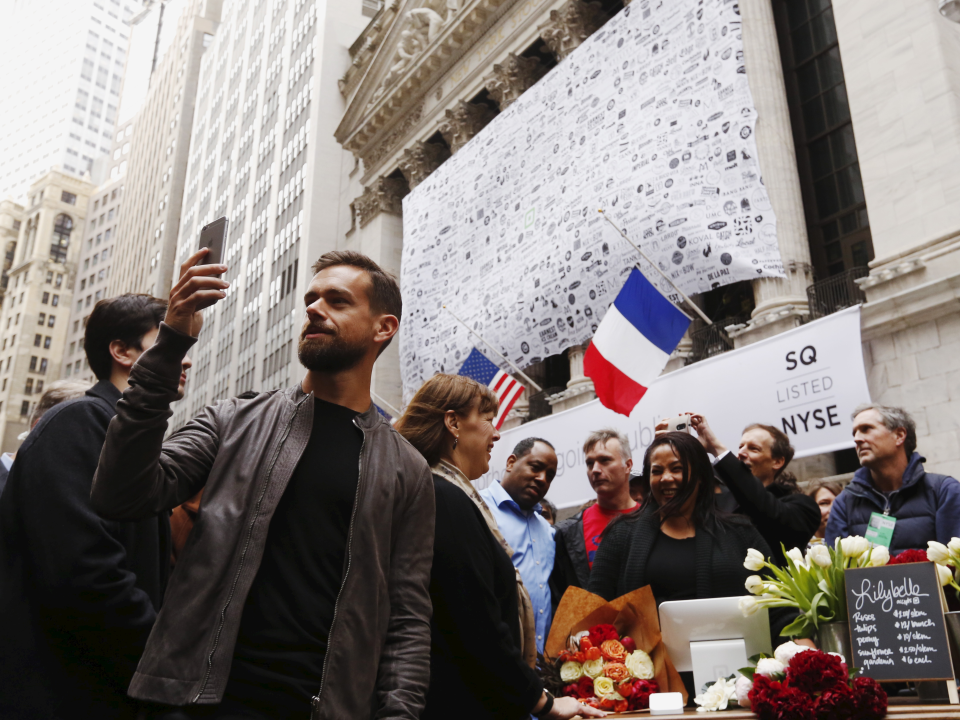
[457,347,525,429]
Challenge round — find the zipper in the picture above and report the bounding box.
[311,416,367,715]
[193,395,308,702]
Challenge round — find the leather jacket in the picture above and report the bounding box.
[91,323,435,719]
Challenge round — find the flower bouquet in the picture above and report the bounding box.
[542,586,687,712]
[695,640,886,719]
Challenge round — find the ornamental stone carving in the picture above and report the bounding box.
[353,177,409,228]
[363,102,424,170]
[539,0,606,61]
[483,53,547,111]
[398,141,451,188]
[439,101,497,154]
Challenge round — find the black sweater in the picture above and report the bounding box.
[587,505,794,640]
[422,476,543,720]
[0,382,170,719]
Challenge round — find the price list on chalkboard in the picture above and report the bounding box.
[845,562,954,681]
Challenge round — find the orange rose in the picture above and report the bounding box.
[600,639,626,663]
[585,647,602,661]
[603,662,631,683]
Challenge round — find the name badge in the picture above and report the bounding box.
[864,511,896,548]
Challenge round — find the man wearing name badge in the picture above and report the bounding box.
[479,437,558,653]
[826,404,960,555]
[550,429,638,610]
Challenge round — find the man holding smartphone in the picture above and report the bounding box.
[90,249,435,719]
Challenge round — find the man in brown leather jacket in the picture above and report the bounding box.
[91,250,435,719]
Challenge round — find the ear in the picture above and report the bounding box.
[894,427,907,447]
[373,314,400,348]
[108,339,140,371]
[772,456,786,472]
[505,453,518,472]
[443,409,460,438]
[625,457,633,474]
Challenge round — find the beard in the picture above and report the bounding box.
[298,328,367,373]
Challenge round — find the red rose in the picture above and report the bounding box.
[851,676,887,720]
[889,549,928,565]
[778,686,816,720]
[576,676,594,699]
[787,649,847,695]
[627,678,658,711]
[562,683,580,698]
[579,636,594,652]
[815,683,856,720]
[748,675,784,720]
[621,636,637,653]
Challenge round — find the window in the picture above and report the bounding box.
[94,290,102,302]
[33,334,41,347]
[104,228,111,241]
[25,378,33,395]
[107,208,114,221]
[45,271,53,284]
[42,292,49,304]
[81,279,86,290]
[56,274,63,288]
[66,364,72,377]
[50,213,73,263]
[96,233,102,244]
[47,315,55,328]
[1,380,5,391]
[43,337,51,349]
[20,401,29,417]
[69,341,76,355]
[61,191,77,205]
[37,313,44,325]
[29,356,37,371]
[51,295,59,307]
[39,359,48,374]
[36,381,43,394]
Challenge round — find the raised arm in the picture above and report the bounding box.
[91,250,230,520]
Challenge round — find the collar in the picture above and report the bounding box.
[88,379,123,406]
[486,480,541,516]
[851,452,926,495]
[293,383,383,429]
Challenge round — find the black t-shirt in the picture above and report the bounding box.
[224,398,362,718]
[646,532,697,606]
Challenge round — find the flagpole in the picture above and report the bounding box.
[370,391,401,418]
[442,305,544,393]
[599,209,713,325]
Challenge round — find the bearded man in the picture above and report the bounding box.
[91,250,435,720]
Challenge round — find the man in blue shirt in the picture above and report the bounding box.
[480,437,558,653]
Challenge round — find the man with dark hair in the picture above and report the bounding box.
[686,414,819,567]
[826,404,960,554]
[0,293,183,719]
[550,429,638,611]
[479,437,558,652]
[91,249,435,719]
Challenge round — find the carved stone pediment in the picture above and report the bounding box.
[352,176,410,228]
[398,141,451,188]
[439,100,497,153]
[483,53,547,110]
[539,0,606,60]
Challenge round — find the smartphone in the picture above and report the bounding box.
[665,414,693,434]
[198,217,228,270]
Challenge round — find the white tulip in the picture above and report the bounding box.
[739,595,759,617]
[928,541,950,564]
[868,546,890,567]
[735,675,753,708]
[785,547,806,568]
[744,548,766,572]
[774,641,813,666]
[937,563,953,587]
[948,538,960,554]
[745,575,765,595]
[840,536,869,559]
[755,657,786,678]
[808,544,832,568]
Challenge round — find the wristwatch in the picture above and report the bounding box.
[534,690,555,718]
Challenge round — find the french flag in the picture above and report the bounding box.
[584,267,691,416]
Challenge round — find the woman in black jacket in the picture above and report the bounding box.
[396,374,603,720]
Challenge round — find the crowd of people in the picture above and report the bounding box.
[0,249,956,720]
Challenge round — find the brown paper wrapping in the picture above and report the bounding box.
[545,586,688,706]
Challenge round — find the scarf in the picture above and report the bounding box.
[432,460,538,669]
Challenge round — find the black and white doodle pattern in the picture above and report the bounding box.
[399,0,784,401]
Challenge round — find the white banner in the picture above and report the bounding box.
[477,307,870,509]
[400,0,784,401]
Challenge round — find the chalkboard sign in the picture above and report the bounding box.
[845,562,954,681]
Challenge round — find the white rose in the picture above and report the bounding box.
[735,675,753,708]
[785,547,806,568]
[560,661,584,682]
[755,657,786,678]
[928,541,950,564]
[582,658,605,678]
[937,563,953,587]
[694,677,737,712]
[774,641,813,666]
[840,536,869,559]
[744,548,766,572]
[624,649,655,680]
[593,676,621,700]
[808,544,832,568]
[948,538,960,554]
[868,546,890,567]
[739,595,759,617]
[744,575,765,595]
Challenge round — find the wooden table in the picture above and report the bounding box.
[576,698,960,718]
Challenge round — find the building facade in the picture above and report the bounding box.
[108,0,223,299]
[167,0,370,429]
[0,0,141,201]
[0,170,95,451]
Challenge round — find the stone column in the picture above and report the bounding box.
[483,53,547,110]
[539,0,606,61]
[398,140,451,189]
[549,344,596,412]
[352,176,409,229]
[730,0,814,346]
[439,101,497,154]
